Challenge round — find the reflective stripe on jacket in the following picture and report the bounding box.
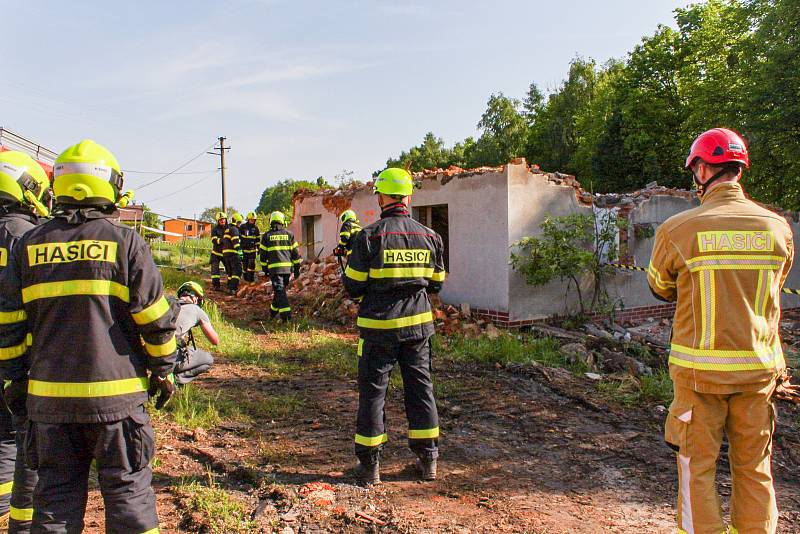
[648,183,794,393]
[259,226,301,274]
[0,208,179,423]
[239,222,260,253]
[343,203,446,343]
[339,220,362,252]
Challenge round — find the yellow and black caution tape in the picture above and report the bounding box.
[607,263,800,295]
[608,263,647,273]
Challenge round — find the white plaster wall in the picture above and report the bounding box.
[412,170,510,312]
[506,167,594,320]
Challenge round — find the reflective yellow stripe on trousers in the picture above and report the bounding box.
[355,433,388,446]
[10,506,34,521]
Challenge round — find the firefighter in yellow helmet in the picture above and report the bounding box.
[335,209,361,259]
[648,128,792,534]
[210,212,242,294]
[342,168,446,484]
[0,140,178,533]
[0,150,50,532]
[259,211,301,321]
[238,212,261,282]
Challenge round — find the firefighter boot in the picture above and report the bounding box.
[355,461,380,485]
[416,458,437,481]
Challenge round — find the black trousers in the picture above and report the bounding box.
[0,397,15,515]
[174,348,214,385]
[355,336,439,465]
[10,414,37,534]
[222,254,241,291]
[269,274,291,320]
[242,252,257,281]
[28,405,158,534]
[210,253,224,287]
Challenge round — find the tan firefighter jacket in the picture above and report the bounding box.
[648,182,794,394]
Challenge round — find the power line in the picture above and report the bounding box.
[122,169,216,175]
[142,174,215,204]
[133,141,217,190]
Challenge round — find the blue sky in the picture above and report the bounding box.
[2,0,693,218]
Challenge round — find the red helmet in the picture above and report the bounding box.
[685,128,750,169]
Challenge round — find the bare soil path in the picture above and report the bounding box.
[83,294,800,533]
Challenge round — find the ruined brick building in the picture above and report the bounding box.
[290,161,800,326]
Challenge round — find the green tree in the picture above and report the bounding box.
[255,178,331,219]
[474,93,528,166]
[199,206,239,223]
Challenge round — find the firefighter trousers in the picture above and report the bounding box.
[222,254,241,291]
[665,381,778,534]
[210,253,224,288]
[355,336,439,465]
[269,274,291,320]
[174,348,214,385]
[10,415,37,534]
[0,397,15,516]
[28,405,159,534]
[242,252,257,282]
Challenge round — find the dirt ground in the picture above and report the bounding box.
[82,292,800,533]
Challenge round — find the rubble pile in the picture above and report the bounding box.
[236,257,499,336]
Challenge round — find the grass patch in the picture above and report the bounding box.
[240,393,307,420]
[160,266,206,293]
[438,333,583,371]
[596,369,673,407]
[176,469,256,533]
[164,383,245,429]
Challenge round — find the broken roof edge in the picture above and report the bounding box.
[290,158,798,221]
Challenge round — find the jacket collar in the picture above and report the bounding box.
[52,205,118,224]
[700,181,746,206]
[0,208,37,224]
[380,203,409,218]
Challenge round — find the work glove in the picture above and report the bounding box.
[148,374,175,410]
[4,379,28,416]
[293,266,301,279]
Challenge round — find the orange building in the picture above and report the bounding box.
[163,218,211,243]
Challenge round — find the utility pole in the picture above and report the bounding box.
[208,137,230,214]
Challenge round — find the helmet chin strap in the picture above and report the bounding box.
[693,168,730,198]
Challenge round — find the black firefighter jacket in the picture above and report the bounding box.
[239,222,260,254]
[343,203,446,343]
[260,226,302,275]
[211,224,241,257]
[0,210,38,272]
[0,207,178,424]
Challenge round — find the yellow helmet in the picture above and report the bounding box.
[214,211,226,222]
[53,140,123,206]
[0,151,51,215]
[232,212,243,224]
[339,209,358,224]
[374,168,414,197]
[247,211,256,221]
[270,211,286,225]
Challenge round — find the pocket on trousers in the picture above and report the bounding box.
[124,410,155,471]
[664,399,693,455]
[24,419,38,470]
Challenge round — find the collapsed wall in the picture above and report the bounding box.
[290,161,800,325]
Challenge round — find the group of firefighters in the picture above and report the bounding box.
[0,126,792,534]
[209,206,363,323]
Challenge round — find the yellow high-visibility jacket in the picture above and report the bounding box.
[648,182,794,394]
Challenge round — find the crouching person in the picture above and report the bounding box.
[174,282,218,385]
